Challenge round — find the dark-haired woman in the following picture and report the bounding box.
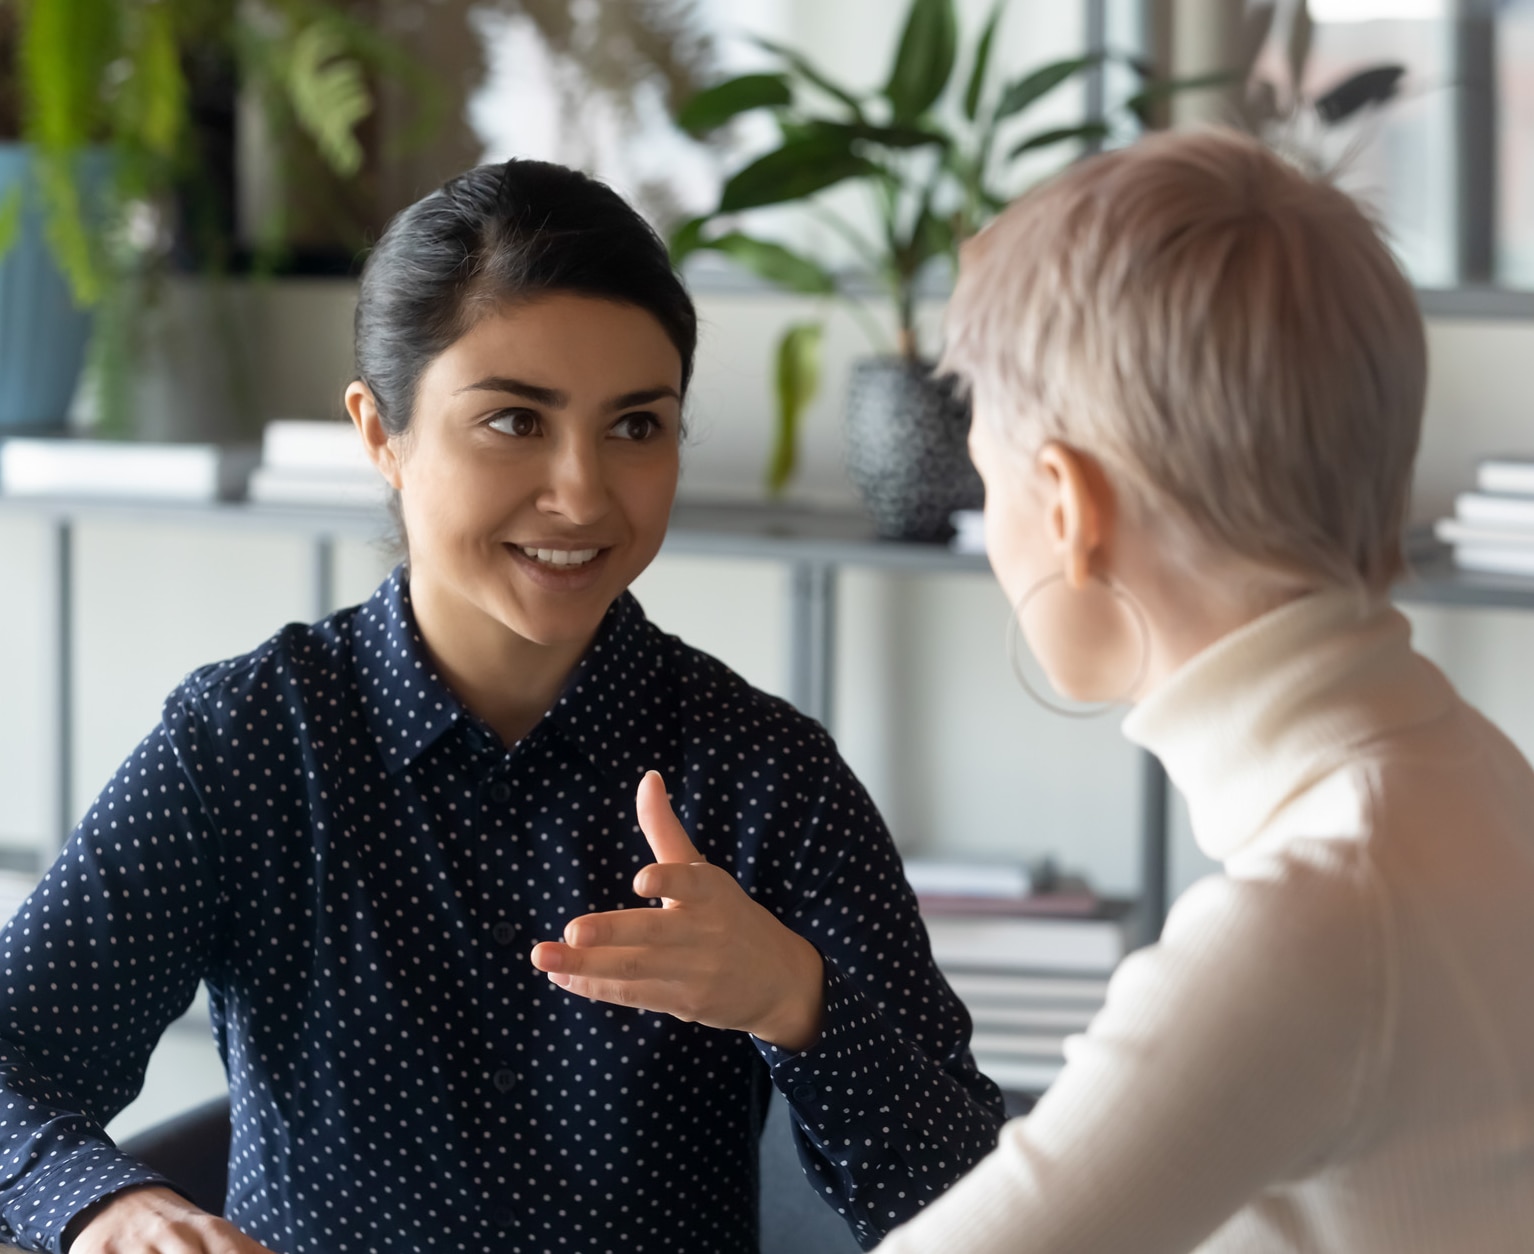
[0,161,1003,1254]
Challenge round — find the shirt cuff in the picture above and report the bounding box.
[3,1142,174,1254]
[755,956,911,1152]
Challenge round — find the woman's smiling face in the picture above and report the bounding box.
[369,292,683,657]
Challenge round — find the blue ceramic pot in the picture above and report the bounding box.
[0,143,107,431]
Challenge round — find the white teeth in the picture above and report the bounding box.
[519,546,600,568]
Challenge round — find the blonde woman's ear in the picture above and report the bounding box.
[345,381,404,490]
[1037,442,1110,589]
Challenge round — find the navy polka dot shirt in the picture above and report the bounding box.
[0,568,1003,1253]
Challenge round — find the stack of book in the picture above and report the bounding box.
[0,435,257,502]
[247,419,383,508]
[905,856,1131,1094]
[1434,456,1534,577]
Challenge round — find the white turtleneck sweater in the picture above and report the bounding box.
[876,588,1534,1253]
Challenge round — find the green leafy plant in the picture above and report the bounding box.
[669,0,1200,495]
[0,0,438,433]
[0,0,435,300]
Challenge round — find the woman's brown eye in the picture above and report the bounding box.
[490,410,539,437]
[616,413,659,441]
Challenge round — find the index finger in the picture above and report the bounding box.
[636,770,704,866]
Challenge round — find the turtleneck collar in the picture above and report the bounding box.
[1121,586,1454,861]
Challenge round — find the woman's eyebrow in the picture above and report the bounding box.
[606,386,681,411]
[455,376,567,406]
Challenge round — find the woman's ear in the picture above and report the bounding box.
[345,381,403,490]
[1036,442,1114,589]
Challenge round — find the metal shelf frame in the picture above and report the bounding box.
[7,495,1534,943]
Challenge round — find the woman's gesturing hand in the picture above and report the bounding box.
[530,771,826,1051]
[66,1186,278,1254]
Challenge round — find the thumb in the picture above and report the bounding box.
[636,770,704,865]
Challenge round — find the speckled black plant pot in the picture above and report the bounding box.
[843,357,983,542]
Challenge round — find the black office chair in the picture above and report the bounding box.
[117,1097,231,1216]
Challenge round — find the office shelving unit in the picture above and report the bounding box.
[6,495,1534,943]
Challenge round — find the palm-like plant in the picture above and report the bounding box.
[669,0,1185,494]
[0,0,437,434]
[0,0,424,303]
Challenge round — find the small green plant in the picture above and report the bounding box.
[1,0,423,300]
[670,0,1198,495]
[0,0,436,432]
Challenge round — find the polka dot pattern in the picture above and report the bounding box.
[0,569,1003,1252]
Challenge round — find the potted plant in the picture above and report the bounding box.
[670,0,1189,540]
[0,0,420,436]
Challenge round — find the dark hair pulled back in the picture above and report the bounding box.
[354,159,697,436]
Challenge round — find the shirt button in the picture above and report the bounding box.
[492,1067,517,1094]
[492,921,515,946]
[487,780,512,804]
[792,1082,819,1105]
[491,1206,514,1228]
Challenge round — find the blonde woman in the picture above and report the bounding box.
[877,129,1534,1252]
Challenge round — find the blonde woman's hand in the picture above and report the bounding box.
[66,1186,278,1254]
[530,771,825,1051]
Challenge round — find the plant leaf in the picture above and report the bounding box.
[963,0,1008,122]
[285,20,374,178]
[1314,64,1405,125]
[20,0,118,149]
[909,202,954,268]
[0,186,22,260]
[696,232,836,295]
[1004,122,1111,160]
[718,133,880,213]
[768,322,823,495]
[752,36,866,121]
[993,56,1097,125]
[884,0,959,123]
[814,120,950,150]
[669,215,709,263]
[676,73,792,135]
[118,1,186,159]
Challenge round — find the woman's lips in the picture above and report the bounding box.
[503,543,612,588]
[517,545,601,568]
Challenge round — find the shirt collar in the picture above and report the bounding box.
[354,568,668,786]
[543,589,673,792]
[353,566,464,773]
[1121,586,1454,861]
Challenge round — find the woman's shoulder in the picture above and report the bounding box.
[169,603,364,717]
[638,612,828,739]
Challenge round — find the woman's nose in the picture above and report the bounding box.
[539,438,610,524]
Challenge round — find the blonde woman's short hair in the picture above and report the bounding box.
[941,127,1426,593]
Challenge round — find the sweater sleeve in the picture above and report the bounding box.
[872,843,1388,1254]
[0,712,226,1252]
[749,739,1007,1249]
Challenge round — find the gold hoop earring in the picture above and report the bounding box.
[1006,572,1151,718]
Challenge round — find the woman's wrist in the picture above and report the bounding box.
[752,933,826,1053]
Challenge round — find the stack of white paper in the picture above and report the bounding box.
[1433,456,1534,577]
[247,418,383,508]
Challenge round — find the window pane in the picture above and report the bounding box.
[1301,12,1456,285]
